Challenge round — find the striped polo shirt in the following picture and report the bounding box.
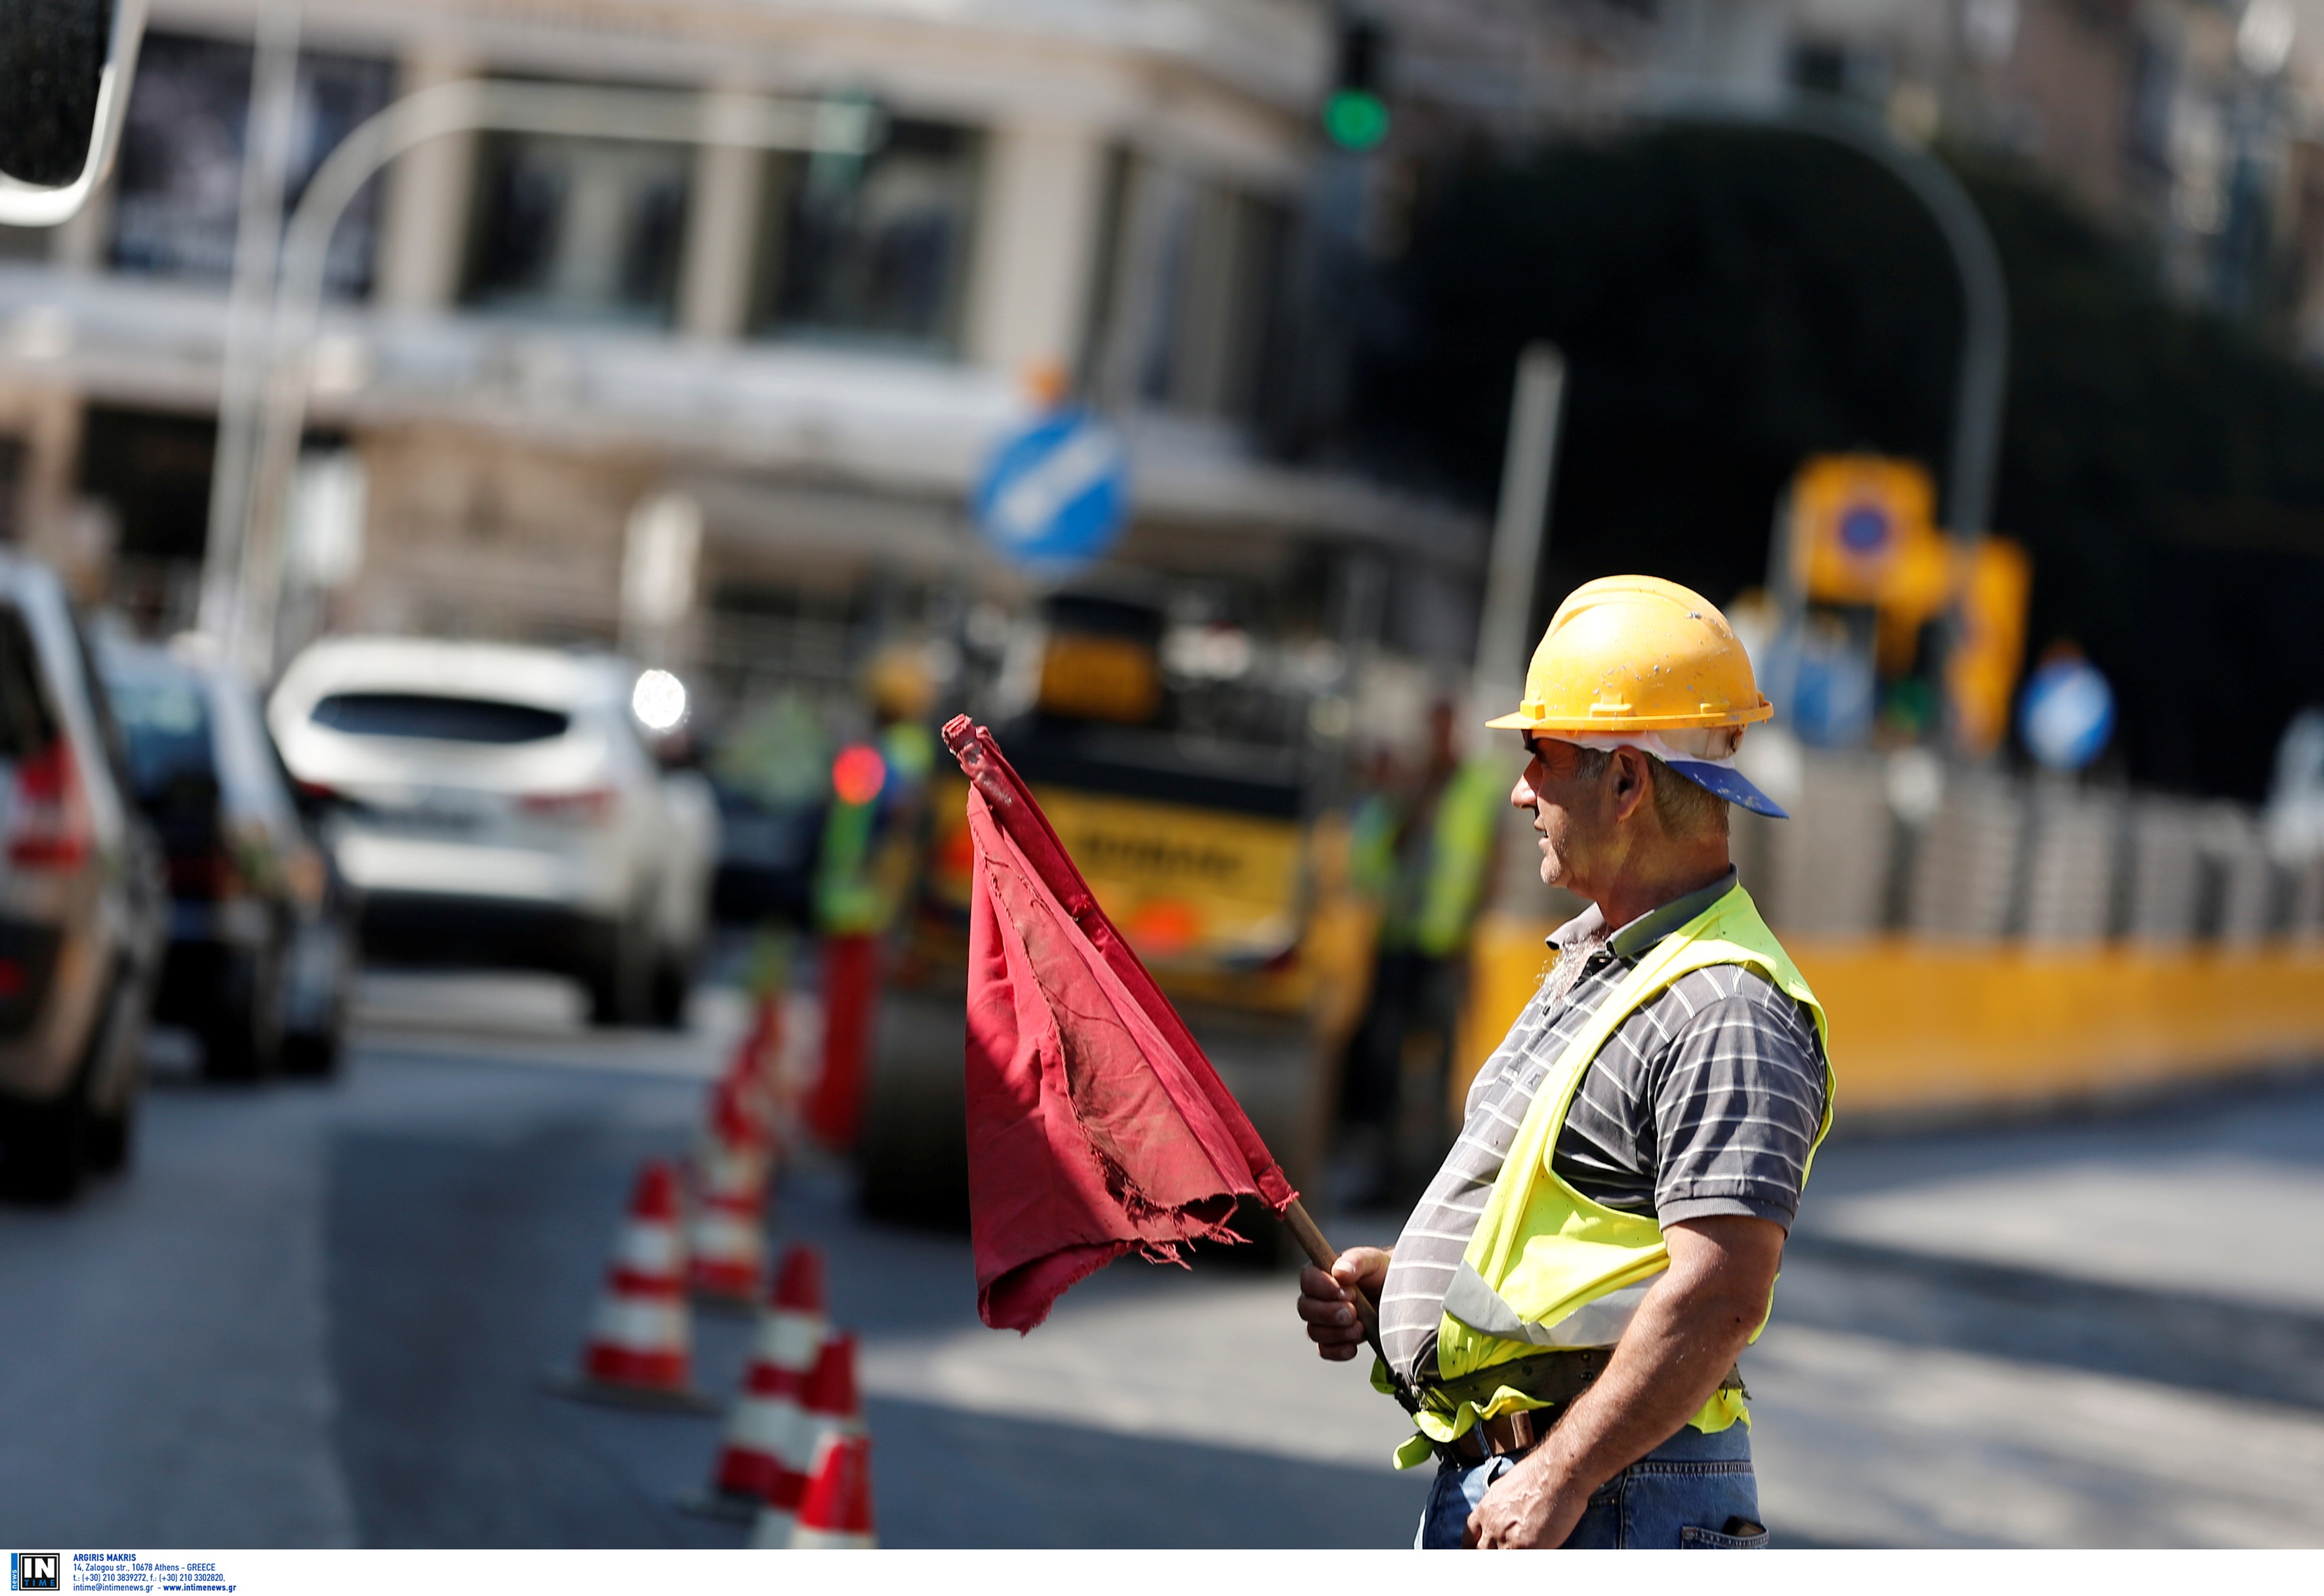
[1377,870,1828,1388]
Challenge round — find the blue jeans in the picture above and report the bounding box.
[1416,1421,1767,1549]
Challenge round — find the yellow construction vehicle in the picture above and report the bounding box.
[859,590,1377,1236]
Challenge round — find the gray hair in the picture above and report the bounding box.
[1569,745,1730,840]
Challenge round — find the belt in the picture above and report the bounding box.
[1431,1351,1746,1465]
[1444,1405,1551,1464]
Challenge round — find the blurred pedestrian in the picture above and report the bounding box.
[1296,577,1833,1549]
[712,689,835,929]
[1337,699,1503,1205]
[805,646,937,1149]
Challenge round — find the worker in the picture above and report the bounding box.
[1295,576,1833,1549]
[1337,699,1505,1206]
[806,644,938,1149]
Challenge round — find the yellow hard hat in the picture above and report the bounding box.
[865,644,937,721]
[1485,575,1773,733]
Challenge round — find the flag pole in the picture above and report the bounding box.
[1280,1197,1386,1359]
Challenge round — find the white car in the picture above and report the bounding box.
[267,638,716,1027]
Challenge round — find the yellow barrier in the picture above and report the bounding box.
[1456,913,2324,1117]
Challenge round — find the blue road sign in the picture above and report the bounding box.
[1837,503,1896,558]
[2019,655,2115,771]
[973,409,1131,571]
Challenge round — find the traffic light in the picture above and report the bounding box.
[1324,16,1390,151]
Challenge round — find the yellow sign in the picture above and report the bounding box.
[1036,634,1160,724]
[1946,536,2031,758]
[1791,454,1943,609]
[927,775,1303,972]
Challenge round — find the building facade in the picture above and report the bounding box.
[0,0,1485,735]
[1368,0,2324,350]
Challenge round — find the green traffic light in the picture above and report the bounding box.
[1323,89,1389,151]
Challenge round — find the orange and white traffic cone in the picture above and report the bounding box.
[548,1160,714,1411]
[749,1330,862,1548]
[682,1245,826,1519]
[687,1129,767,1306]
[789,1433,875,1549]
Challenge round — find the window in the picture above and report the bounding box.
[1086,157,1286,424]
[106,673,214,801]
[79,407,214,563]
[108,31,394,295]
[462,129,691,326]
[80,407,216,638]
[310,693,571,745]
[751,120,982,354]
[1144,183,1284,421]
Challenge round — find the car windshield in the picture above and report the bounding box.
[106,675,213,799]
[310,692,571,745]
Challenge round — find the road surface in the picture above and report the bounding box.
[1,971,2319,1547]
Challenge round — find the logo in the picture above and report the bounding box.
[10,1553,59,1591]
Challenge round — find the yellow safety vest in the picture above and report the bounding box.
[1384,883,1833,1469]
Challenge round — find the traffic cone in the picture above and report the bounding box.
[680,1245,826,1520]
[547,1160,714,1411]
[746,986,786,1097]
[687,1128,767,1306]
[749,1330,861,1548]
[789,1433,876,1549]
[710,1032,779,1157]
[769,986,823,1132]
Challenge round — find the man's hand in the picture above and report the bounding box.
[1464,1216,1785,1548]
[1465,1456,1593,1550]
[1295,1246,1388,1362]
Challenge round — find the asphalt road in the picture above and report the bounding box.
[1,970,2320,1549]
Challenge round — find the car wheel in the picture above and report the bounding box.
[201,947,285,1082]
[83,1101,133,1173]
[279,1025,343,1079]
[280,915,354,1079]
[51,969,142,1182]
[582,914,650,1028]
[646,948,692,1031]
[0,1071,89,1203]
[856,986,970,1229]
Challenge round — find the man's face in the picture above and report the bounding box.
[1511,732,1614,892]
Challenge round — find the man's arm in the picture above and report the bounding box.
[1465,1215,1783,1549]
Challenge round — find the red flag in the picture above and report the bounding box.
[944,716,1296,1332]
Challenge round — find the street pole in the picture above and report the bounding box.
[1471,342,1565,725]
[215,79,880,677]
[196,0,300,650]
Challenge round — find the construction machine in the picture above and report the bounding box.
[857,588,1377,1246]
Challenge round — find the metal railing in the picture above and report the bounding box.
[1733,746,2324,946]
